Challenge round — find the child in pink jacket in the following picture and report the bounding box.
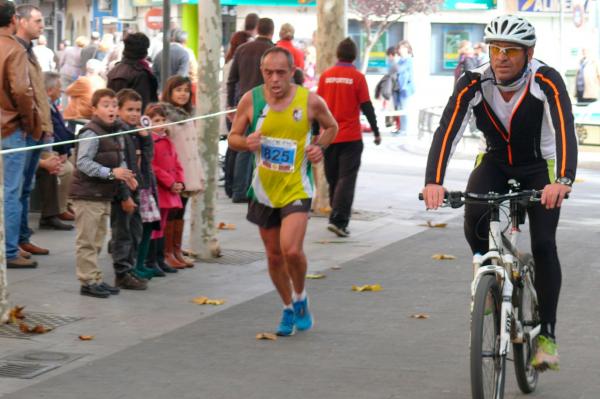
[144,103,186,275]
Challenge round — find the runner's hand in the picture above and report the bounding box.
[422,184,446,210]
[374,136,382,145]
[541,183,571,209]
[306,144,323,163]
[246,131,262,152]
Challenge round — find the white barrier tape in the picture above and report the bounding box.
[0,109,235,156]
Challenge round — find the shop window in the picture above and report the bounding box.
[430,23,484,75]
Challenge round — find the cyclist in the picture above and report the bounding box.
[228,47,338,336]
[422,15,577,371]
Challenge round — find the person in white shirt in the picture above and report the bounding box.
[33,34,55,71]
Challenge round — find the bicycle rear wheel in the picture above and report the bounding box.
[471,274,505,399]
[513,254,539,393]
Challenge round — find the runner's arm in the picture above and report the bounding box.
[227,92,254,152]
[308,92,338,148]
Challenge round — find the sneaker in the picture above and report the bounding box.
[327,223,350,237]
[276,308,296,336]
[293,297,314,331]
[531,335,560,371]
[98,282,120,295]
[115,272,148,290]
[80,283,110,298]
[6,255,38,269]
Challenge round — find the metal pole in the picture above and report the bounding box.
[559,0,564,75]
[0,125,9,324]
[161,0,171,92]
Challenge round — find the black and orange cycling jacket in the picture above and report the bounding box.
[425,59,578,185]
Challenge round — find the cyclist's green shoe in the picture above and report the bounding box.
[531,335,560,371]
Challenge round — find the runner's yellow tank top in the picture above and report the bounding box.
[248,85,313,208]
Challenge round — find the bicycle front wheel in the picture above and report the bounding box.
[471,274,505,399]
[513,254,539,393]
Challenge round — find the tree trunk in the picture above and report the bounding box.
[189,0,222,259]
[0,138,9,323]
[314,0,347,214]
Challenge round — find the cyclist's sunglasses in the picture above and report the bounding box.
[489,45,525,58]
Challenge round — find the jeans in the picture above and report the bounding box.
[2,131,40,259]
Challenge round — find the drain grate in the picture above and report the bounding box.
[202,249,265,265]
[0,312,82,340]
[311,209,387,221]
[0,361,60,379]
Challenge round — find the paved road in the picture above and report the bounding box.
[1,134,599,398]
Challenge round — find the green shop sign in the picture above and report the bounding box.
[443,0,496,10]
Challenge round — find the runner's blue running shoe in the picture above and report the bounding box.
[293,297,313,331]
[276,308,296,336]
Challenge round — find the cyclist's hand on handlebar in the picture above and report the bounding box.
[422,184,446,210]
[541,183,571,209]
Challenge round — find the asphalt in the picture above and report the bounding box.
[1,132,599,399]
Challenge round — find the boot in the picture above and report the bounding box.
[155,237,178,273]
[164,220,187,269]
[173,219,194,268]
[143,239,166,277]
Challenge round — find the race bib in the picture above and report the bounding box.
[259,137,297,173]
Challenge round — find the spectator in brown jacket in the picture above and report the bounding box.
[0,2,47,269]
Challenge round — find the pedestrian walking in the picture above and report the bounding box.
[394,40,415,135]
[59,36,87,106]
[317,38,381,237]
[79,31,100,75]
[575,47,600,103]
[228,47,338,336]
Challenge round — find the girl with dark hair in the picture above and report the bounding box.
[160,75,205,268]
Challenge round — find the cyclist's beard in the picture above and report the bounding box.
[491,61,531,92]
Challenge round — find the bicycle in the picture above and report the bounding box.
[420,179,546,399]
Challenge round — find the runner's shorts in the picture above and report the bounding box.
[247,198,312,229]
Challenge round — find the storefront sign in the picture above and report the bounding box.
[518,0,572,12]
[443,0,496,10]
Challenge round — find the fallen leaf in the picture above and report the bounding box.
[331,265,342,270]
[256,332,278,341]
[411,313,430,320]
[575,178,584,183]
[192,296,225,305]
[217,222,236,230]
[9,306,26,324]
[31,324,53,334]
[78,335,95,341]
[306,273,326,279]
[420,221,448,228]
[432,253,456,260]
[352,284,382,292]
[318,207,332,214]
[18,322,30,333]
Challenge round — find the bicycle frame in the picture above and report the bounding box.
[469,200,540,358]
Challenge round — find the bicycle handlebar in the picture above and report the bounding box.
[418,190,568,209]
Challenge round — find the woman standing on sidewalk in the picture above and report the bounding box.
[393,40,415,136]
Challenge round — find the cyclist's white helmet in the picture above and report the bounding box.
[484,15,536,47]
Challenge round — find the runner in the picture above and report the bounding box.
[228,47,338,336]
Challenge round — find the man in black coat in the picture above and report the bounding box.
[107,32,158,111]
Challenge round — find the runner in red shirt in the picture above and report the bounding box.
[317,38,381,237]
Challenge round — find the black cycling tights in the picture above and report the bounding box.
[464,155,561,338]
